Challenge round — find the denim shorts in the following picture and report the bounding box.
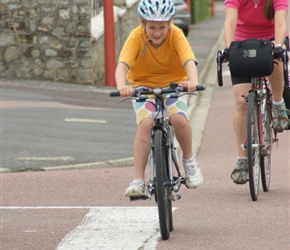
[231,36,289,85]
[132,87,189,125]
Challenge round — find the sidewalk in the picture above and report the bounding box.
[0,1,225,173]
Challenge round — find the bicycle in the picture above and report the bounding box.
[216,41,289,201]
[110,83,205,239]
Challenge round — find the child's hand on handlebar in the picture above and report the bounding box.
[118,85,133,97]
[180,81,198,92]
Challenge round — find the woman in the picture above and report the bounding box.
[223,0,289,184]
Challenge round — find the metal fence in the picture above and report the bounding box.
[92,0,103,16]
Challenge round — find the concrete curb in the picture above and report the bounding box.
[41,157,135,171]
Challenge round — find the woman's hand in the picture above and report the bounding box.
[117,85,133,97]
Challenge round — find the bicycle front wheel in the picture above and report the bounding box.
[154,129,171,240]
[260,99,272,192]
[247,92,261,201]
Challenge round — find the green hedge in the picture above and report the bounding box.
[190,0,211,24]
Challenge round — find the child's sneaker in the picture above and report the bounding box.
[272,102,290,132]
[231,158,248,184]
[125,179,145,197]
[183,157,203,188]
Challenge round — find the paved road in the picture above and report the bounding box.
[1,68,289,249]
[1,80,136,172]
[1,2,290,249]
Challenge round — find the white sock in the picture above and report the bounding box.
[273,99,284,105]
[183,155,196,163]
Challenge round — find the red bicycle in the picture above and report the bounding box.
[216,40,289,201]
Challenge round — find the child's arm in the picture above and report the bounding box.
[115,62,133,97]
[182,60,199,92]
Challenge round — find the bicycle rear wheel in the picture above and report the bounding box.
[154,129,171,240]
[260,99,272,192]
[247,92,261,201]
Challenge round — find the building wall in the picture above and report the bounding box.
[1,0,93,84]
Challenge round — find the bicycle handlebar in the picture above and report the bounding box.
[110,83,206,97]
[216,49,289,87]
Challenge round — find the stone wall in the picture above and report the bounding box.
[0,0,140,85]
[1,0,93,84]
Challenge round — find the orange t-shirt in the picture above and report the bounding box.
[118,23,197,88]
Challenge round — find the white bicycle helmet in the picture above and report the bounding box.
[137,0,175,21]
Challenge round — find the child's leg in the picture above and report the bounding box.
[131,93,155,179]
[133,117,152,179]
[125,96,155,197]
[166,94,192,159]
[166,95,203,188]
[170,114,192,159]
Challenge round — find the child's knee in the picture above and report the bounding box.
[170,114,188,128]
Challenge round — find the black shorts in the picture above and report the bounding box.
[231,36,289,85]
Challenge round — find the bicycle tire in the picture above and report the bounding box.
[260,98,272,192]
[154,129,171,240]
[247,92,261,201]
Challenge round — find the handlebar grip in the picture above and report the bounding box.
[110,91,120,97]
[217,50,223,87]
[196,85,206,91]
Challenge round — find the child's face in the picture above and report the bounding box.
[144,21,170,47]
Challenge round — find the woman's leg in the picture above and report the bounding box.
[231,83,252,184]
[268,40,290,131]
[232,83,252,157]
[268,60,284,102]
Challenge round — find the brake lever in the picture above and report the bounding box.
[120,96,148,102]
[120,97,135,102]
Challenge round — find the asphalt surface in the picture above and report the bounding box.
[1,2,290,250]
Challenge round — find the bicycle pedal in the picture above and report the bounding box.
[169,194,181,201]
[129,195,148,201]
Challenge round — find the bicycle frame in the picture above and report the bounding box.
[147,92,184,201]
[242,77,278,152]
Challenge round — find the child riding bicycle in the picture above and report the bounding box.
[114,0,203,197]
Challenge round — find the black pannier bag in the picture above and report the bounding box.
[229,39,274,78]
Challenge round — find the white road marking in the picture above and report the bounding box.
[65,118,108,123]
[56,207,161,250]
[1,206,177,249]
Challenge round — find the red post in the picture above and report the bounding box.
[211,0,215,16]
[186,0,191,14]
[103,0,116,87]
